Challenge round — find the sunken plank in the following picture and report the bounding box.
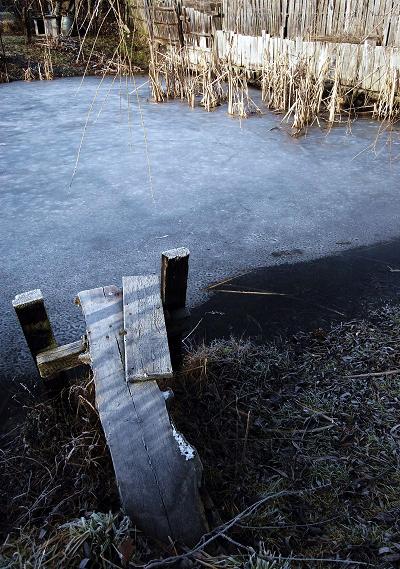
[78,285,207,545]
[123,275,172,383]
[36,339,86,379]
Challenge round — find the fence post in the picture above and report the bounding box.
[161,247,190,368]
[13,289,57,368]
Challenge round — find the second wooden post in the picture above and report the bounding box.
[161,247,191,369]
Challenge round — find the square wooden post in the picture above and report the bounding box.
[13,289,57,370]
[161,247,191,368]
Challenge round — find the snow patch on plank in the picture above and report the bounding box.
[172,425,195,461]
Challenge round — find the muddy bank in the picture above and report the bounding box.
[0,34,148,82]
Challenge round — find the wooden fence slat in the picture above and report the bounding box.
[78,285,207,546]
[123,275,172,383]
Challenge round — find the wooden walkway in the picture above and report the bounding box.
[79,281,206,544]
[14,248,208,546]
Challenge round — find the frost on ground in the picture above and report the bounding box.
[173,303,400,567]
[2,302,400,567]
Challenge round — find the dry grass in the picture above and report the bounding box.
[0,378,147,567]
[0,6,149,84]
[172,303,400,567]
[0,377,118,533]
[0,512,146,568]
[0,34,141,82]
[2,303,400,567]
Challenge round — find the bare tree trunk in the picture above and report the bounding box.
[23,6,33,44]
[0,27,10,82]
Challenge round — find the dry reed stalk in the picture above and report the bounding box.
[226,63,250,118]
[149,44,166,102]
[373,67,400,122]
[200,64,226,111]
[326,64,342,124]
[43,48,54,81]
[262,51,330,131]
[24,65,35,81]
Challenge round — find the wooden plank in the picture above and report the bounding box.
[123,275,172,383]
[78,285,207,546]
[13,289,57,364]
[36,339,86,379]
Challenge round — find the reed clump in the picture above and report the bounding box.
[373,67,400,122]
[261,53,346,131]
[147,41,346,130]
[148,43,261,118]
[145,36,400,132]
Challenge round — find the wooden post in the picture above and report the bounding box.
[13,289,57,366]
[161,247,190,368]
[175,3,185,47]
[161,247,189,312]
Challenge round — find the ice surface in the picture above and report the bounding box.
[1,76,399,380]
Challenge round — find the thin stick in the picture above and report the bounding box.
[345,369,400,379]
[214,289,288,297]
[130,486,339,569]
[206,271,251,290]
[183,318,203,343]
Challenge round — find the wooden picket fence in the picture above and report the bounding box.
[135,0,400,100]
[215,31,400,95]
[221,0,400,47]
[137,0,400,47]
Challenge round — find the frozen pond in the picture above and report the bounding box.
[1,75,400,381]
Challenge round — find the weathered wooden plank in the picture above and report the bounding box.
[36,338,86,379]
[78,285,207,546]
[13,289,57,363]
[123,275,172,383]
